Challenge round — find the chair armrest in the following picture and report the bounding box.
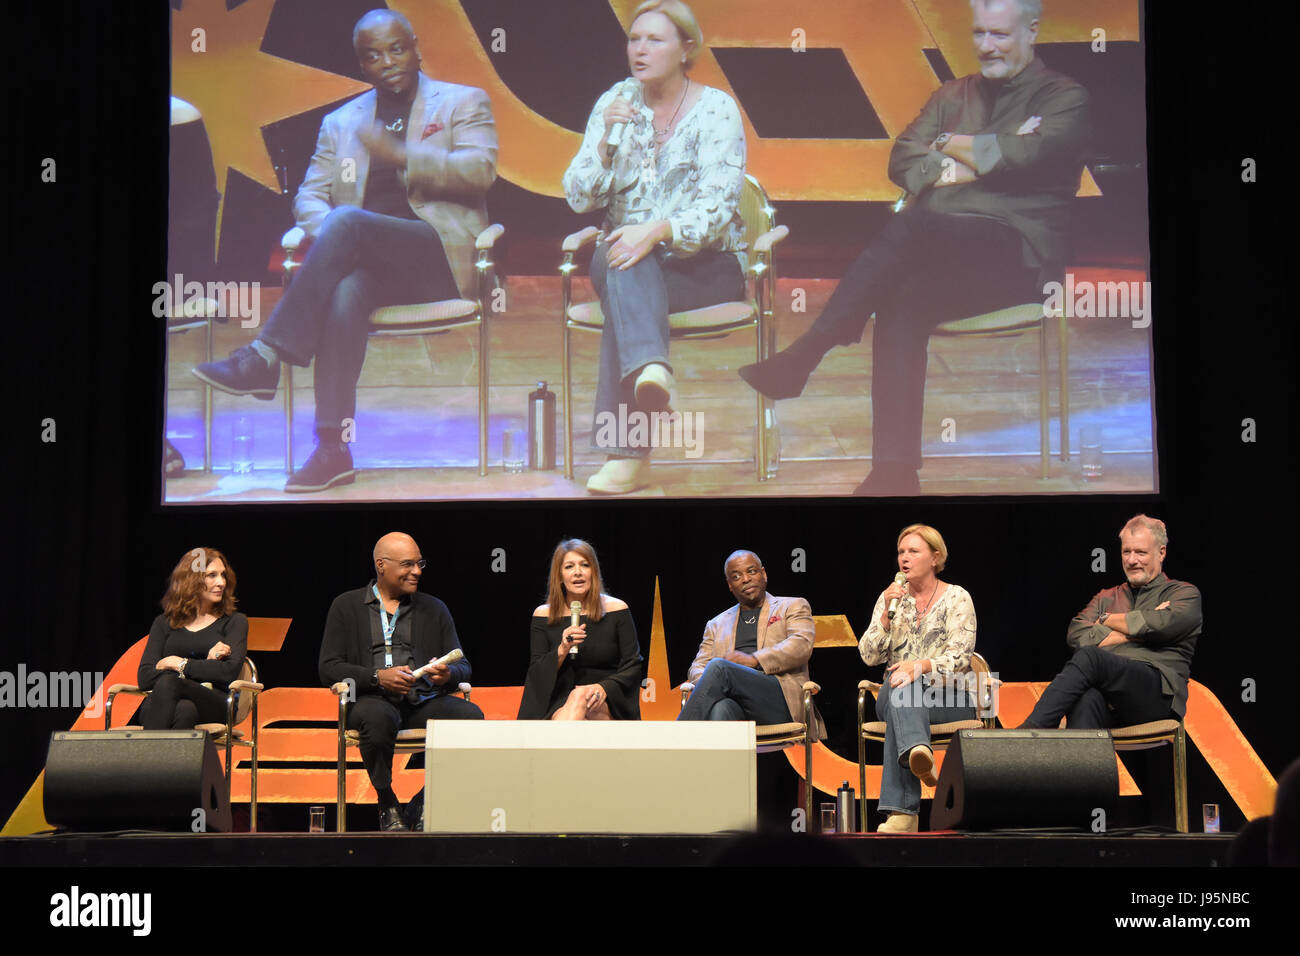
[561,226,602,255]
[801,680,820,695]
[858,678,882,694]
[679,681,695,709]
[107,683,143,696]
[456,682,472,702]
[752,224,789,256]
[282,226,306,251]
[229,680,264,694]
[475,223,505,250]
[329,681,352,697]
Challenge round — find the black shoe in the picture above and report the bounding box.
[285,442,357,493]
[403,794,425,832]
[738,332,832,400]
[193,344,279,400]
[853,464,921,496]
[379,805,406,832]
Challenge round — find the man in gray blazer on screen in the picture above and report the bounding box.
[194,8,497,492]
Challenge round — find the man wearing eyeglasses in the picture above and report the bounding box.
[319,531,482,830]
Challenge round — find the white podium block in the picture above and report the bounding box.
[423,720,757,833]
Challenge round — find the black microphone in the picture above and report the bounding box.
[887,572,907,621]
[605,78,640,158]
[569,601,582,655]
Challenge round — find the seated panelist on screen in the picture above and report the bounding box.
[563,0,747,496]
[739,0,1089,496]
[858,525,978,833]
[193,8,498,494]
[518,539,643,720]
[137,547,248,731]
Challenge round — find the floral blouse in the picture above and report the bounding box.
[858,583,977,685]
[562,81,746,262]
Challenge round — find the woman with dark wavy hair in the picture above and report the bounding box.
[137,547,249,730]
[518,539,643,720]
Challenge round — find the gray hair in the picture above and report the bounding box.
[970,0,1042,26]
[1120,514,1168,549]
[353,9,416,53]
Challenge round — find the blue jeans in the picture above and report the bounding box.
[589,246,743,457]
[259,207,458,432]
[677,658,792,724]
[875,676,974,816]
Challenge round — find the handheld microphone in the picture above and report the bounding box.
[411,647,463,680]
[887,572,907,621]
[569,601,582,655]
[605,78,640,158]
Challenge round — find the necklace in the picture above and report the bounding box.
[913,580,940,618]
[652,79,690,143]
[741,609,758,625]
[385,117,404,135]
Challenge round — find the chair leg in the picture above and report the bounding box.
[562,321,575,481]
[857,693,868,834]
[250,699,259,833]
[284,364,295,475]
[203,316,214,473]
[478,312,488,477]
[1038,319,1049,479]
[755,320,767,481]
[1173,724,1188,833]
[804,737,813,832]
[1058,310,1069,461]
[337,701,348,833]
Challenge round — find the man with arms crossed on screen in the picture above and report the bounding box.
[319,532,483,831]
[194,9,497,492]
[1018,515,1201,730]
[678,550,824,741]
[739,0,1088,495]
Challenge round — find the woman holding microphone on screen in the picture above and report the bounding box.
[563,0,747,495]
[518,539,642,720]
[859,524,978,832]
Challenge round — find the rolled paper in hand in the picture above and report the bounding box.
[411,647,464,679]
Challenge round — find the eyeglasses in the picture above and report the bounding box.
[380,557,426,570]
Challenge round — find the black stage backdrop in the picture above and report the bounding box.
[4,1,1295,836]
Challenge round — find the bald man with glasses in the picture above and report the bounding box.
[319,531,482,830]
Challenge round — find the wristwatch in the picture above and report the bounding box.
[934,132,952,150]
[370,669,380,688]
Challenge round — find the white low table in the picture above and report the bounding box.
[423,720,757,833]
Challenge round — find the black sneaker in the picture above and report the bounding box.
[285,441,357,493]
[192,344,279,400]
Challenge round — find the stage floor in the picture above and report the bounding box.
[0,830,1231,867]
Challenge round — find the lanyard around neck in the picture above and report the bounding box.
[373,584,402,667]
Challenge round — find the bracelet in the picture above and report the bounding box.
[178,660,188,679]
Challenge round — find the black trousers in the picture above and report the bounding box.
[138,671,230,730]
[1021,645,1173,729]
[347,692,483,791]
[808,206,1042,468]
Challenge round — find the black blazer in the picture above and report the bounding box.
[318,587,471,695]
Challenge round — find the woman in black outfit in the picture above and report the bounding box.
[518,539,642,720]
[137,547,248,730]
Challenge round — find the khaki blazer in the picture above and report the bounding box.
[293,73,498,298]
[688,593,824,739]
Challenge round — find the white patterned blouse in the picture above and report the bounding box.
[858,583,977,686]
[563,80,747,264]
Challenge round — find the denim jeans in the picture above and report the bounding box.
[259,207,458,432]
[807,207,1041,468]
[589,245,743,457]
[875,675,974,817]
[677,658,792,724]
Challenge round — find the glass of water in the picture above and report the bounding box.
[502,424,526,474]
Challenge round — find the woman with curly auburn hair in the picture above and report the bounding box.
[517,539,642,720]
[136,547,248,730]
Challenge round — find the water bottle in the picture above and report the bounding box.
[753,404,780,479]
[231,415,253,474]
[528,381,556,470]
[836,780,856,833]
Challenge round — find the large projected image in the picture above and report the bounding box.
[162,0,1153,503]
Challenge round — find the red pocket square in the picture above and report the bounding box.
[768,615,780,625]
[421,122,444,140]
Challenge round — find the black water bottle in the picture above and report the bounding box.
[528,381,556,470]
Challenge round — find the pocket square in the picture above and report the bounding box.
[421,122,444,140]
[768,615,780,625]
